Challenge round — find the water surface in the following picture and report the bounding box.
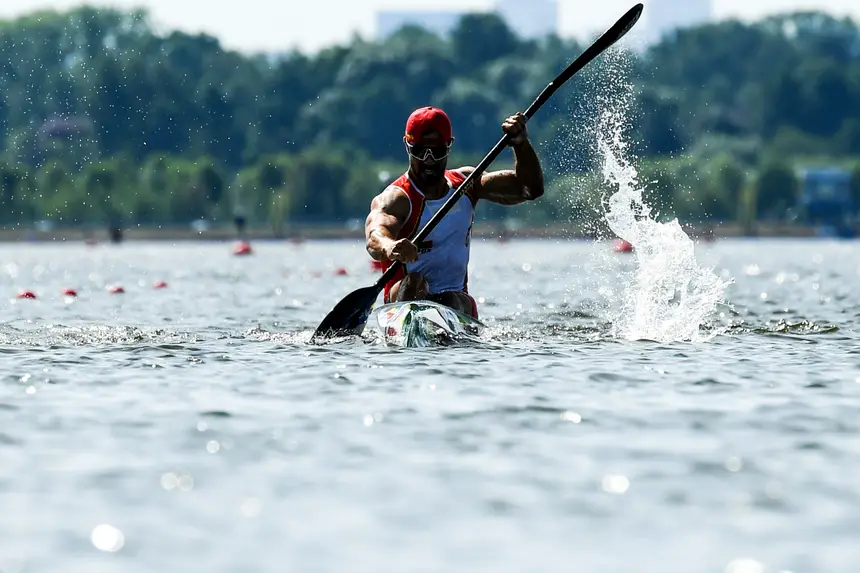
[1,239,858,573]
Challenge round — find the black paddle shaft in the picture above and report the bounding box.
[373,3,644,291]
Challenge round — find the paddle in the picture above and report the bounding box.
[311,3,644,341]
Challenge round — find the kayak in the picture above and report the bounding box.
[370,300,485,347]
[371,301,484,347]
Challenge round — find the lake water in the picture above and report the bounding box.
[0,238,858,573]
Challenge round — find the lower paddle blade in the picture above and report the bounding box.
[311,285,381,341]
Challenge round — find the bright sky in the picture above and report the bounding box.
[1,0,859,54]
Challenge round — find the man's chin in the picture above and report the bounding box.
[419,168,444,182]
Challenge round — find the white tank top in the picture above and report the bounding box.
[405,174,475,294]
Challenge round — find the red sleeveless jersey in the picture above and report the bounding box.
[378,170,478,310]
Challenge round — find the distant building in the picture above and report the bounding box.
[493,0,558,38]
[799,168,855,236]
[642,0,712,46]
[375,0,558,40]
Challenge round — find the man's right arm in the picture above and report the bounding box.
[365,187,411,261]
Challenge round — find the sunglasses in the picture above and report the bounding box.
[405,140,453,162]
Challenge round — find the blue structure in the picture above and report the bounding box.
[798,168,855,237]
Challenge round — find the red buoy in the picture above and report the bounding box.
[153,280,168,289]
[613,239,634,253]
[233,241,253,256]
[62,288,78,297]
[17,290,36,299]
[108,285,125,294]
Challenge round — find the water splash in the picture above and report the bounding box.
[0,324,200,347]
[594,50,732,342]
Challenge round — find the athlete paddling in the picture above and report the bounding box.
[365,106,545,318]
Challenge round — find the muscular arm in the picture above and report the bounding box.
[365,187,411,261]
[467,139,545,205]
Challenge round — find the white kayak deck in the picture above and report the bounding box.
[369,300,485,347]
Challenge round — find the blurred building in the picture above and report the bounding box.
[375,0,558,39]
[799,168,855,236]
[493,0,558,38]
[642,0,713,46]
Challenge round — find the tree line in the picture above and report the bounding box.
[1,7,860,231]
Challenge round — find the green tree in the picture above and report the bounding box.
[755,161,799,220]
[270,191,290,237]
[1,5,860,229]
[712,156,747,210]
[0,163,35,224]
[450,13,520,70]
[290,147,355,221]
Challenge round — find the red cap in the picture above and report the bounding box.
[405,107,452,143]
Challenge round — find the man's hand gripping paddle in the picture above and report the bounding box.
[311,3,644,342]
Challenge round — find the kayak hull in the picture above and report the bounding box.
[371,300,484,347]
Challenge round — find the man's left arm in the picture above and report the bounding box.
[468,113,545,206]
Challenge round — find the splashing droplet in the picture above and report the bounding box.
[594,49,731,342]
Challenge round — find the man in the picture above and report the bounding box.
[365,106,544,318]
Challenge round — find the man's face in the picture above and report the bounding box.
[405,131,451,184]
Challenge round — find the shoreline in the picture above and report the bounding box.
[0,222,830,243]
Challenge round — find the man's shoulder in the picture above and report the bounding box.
[372,184,411,211]
[388,171,411,186]
[378,173,411,195]
[379,182,409,200]
[450,166,484,187]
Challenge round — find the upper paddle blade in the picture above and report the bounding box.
[311,284,381,341]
